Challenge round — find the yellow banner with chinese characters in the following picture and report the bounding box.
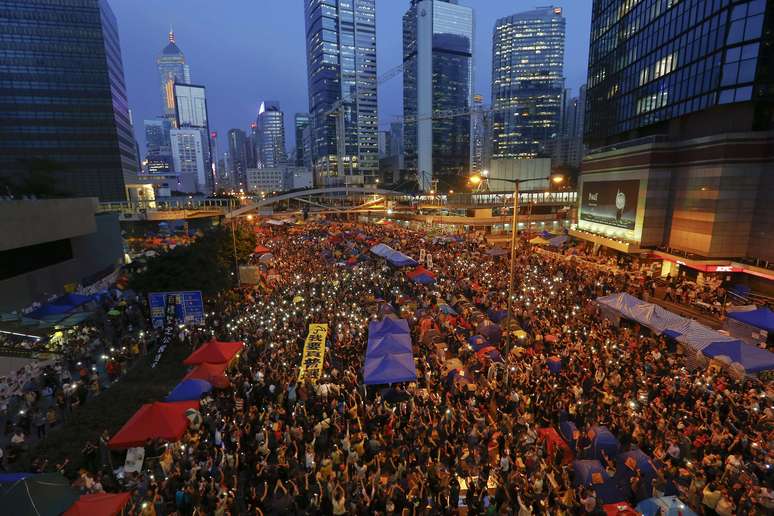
[298,323,328,383]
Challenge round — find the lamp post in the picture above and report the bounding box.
[469,173,565,385]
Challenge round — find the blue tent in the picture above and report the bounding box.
[573,460,625,504]
[165,379,212,402]
[588,426,620,461]
[701,340,774,373]
[385,250,418,267]
[486,308,508,323]
[468,335,488,351]
[614,449,660,501]
[477,321,501,344]
[539,230,555,239]
[411,272,436,284]
[26,302,75,320]
[560,420,579,450]
[367,333,413,358]
[549,235,569,247]
[635,496,698,516]
[728,306,774,333]
[370,243,394,257]
[51,293,94,307]
[363,353,417,385]
[369,318,410,337]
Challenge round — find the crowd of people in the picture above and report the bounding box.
[5,220,773,515]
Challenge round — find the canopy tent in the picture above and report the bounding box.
[108,400,199,449]
[597,293,774,366]
[165,379,213,402]
[370,243,394,257]
[573,460,626,505]
[614,449,661,501]
[549,235,569,247]
[363,353,417,385]
[183,340,243,365]
[702,340,774,373]
[529,236,550,245]
[385,250,418,267]
[64,492,131,516]
[727,306,774,333]
[253,245,271,254]
[537,427,574,465]
[366,333,413,358]
[485,247,509,257]
[407,266,436,284]
[588,426,621,461]
[368,318,410,337]
[184,362,230,389]
[0,473,79,516]
[635,496,698,516]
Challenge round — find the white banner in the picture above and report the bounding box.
[124,446,145,473]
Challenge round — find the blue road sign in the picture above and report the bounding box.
[149,291,205,329]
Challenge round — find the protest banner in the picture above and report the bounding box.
[298,323,328,383]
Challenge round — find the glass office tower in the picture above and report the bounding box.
[585,0,771,148]
[257,101,287,169]
[0,0,138,201]
[491,6,566,160]
[304,0,378,186]
[294,113,310,167]
[157,29,191,117]
[403,0,473,192]
[173,84,213,193]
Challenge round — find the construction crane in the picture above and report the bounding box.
[321,63,404,180]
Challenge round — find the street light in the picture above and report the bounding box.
[470,172,565,385]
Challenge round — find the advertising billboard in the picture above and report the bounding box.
[148,291,205,329]
[580,180,640,230]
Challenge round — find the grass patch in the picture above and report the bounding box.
[17,343,191,476]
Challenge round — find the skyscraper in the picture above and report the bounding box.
[144,119,172,158]
[304,0,378,186]
[294,114,310,168]
[491,6,566,160]
[470,94,489,174]
[173,84,213,192]
[157,29,191,116]
[257,101,287,169]
[550,85,586,170]
[170,128,206,193]
[403,0,473,192]
[227,129,248,189]
[579,0,774,263]
[0,0,138,201]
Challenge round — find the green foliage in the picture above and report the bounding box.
[129,222,257,296]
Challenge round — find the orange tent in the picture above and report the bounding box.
[184,362,230,388]
[537,427,574,465]
[108,400,199,449]
[183,340,243,365]
[64,492,131,516]
[254,245,271,254]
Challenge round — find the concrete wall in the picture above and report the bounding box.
[0,198,97,251]
[0,201,123,312]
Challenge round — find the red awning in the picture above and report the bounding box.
[108,400,199,449]
[184,362,230,389]
[183,340,243,365]
[64,492,131,516]
[254,245,271,254]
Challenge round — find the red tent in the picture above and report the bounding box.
[537,427,574,465]
[254,244,271,254]
[602,503,638,516]
[184,362,230,388]
[108,400,199,449]
[406,266,436,281]
[64,492,131,516]
[183,340,243,365]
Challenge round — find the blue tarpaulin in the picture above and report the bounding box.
[370,243,394,257]
[549,235,569,247]
[369,318,410,337]
[51,293,94,307]
[165,379,212,402]
[385,250,418,267]
[573,460,625,504]
[636,496,698,516]
[411,272,435,284]
[702,340,774,373]
[26,303,76,320]
[728,306,774,333]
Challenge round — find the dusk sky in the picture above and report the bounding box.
[110,0,592,154]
